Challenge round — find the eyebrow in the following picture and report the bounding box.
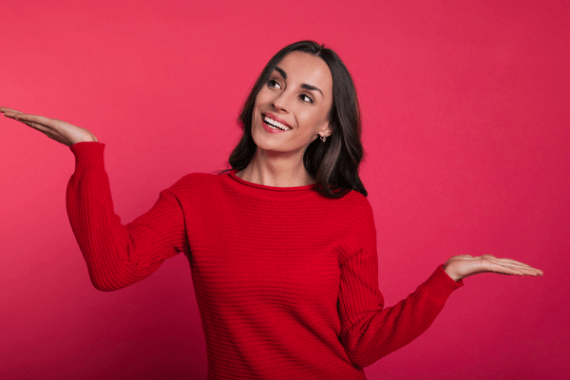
[274,66,324,98]
[301,83,323,97]
[275,66,287,79]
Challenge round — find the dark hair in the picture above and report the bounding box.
[228,40,367,198]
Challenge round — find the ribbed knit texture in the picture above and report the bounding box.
[66,141,464,380]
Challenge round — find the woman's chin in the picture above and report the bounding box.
[252,132,284,152]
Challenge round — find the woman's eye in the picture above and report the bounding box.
[268,79,281,89]
[300,94,314,103]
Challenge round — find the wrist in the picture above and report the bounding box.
[443,262,462,282]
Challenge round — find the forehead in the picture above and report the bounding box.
[275,51,333,94]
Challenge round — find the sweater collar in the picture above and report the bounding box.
[228,169,317,192]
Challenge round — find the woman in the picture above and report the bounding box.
[1,41,542,380]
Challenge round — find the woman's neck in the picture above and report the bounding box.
[235,149,315,187]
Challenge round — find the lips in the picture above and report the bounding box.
[262,113,292,131]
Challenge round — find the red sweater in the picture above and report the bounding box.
[66,142,463,380]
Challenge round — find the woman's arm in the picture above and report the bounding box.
[337,199,543,368]
[2,107,189,291]
[66,142,188,291]
[338,249,462,368]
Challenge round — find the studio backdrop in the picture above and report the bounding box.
[1,1,568,379]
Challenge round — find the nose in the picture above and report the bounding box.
[272,91,290,113]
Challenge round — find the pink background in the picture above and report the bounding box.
[1,0,568,379]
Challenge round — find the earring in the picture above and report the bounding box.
[320,135,327,142]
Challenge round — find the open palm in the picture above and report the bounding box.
[1,107,97,146]
[443,254,543,281]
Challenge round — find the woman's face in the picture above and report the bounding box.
[251,51,333,157]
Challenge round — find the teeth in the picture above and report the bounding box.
[264,116,289,131]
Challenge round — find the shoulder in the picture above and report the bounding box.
[329,190,377,262]
[321,189,376,235]
[340,189,370,206]
[335,190,374,218]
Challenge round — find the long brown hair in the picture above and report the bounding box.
[229,40,367,198]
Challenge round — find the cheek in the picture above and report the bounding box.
[298,109,328,133]
[252,95,268,122]
[254,88,272,107]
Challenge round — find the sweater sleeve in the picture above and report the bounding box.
[66,142,188,291]
[337,201,463,368]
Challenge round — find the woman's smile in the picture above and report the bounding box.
[262,113,292,133]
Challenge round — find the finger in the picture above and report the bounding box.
[12,113,52,126]
[486,259,541,274]
[0,107,22,114]
[16,119,68,144]
[495,260,543,275]
[487,261,543,276]
[484,256,537,270]
[18,119,48,132]
[3,111,22,119]
[481,254,522,265]
[485,264,528,276]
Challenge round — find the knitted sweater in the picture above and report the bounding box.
[66,142,464,380]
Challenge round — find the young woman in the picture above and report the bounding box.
[1,41,542,380]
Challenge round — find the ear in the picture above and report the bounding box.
[318,122,333,138]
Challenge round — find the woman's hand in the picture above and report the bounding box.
[443,254,543,282]
[1,106,98,146]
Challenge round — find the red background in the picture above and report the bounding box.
[1,1,568,379]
